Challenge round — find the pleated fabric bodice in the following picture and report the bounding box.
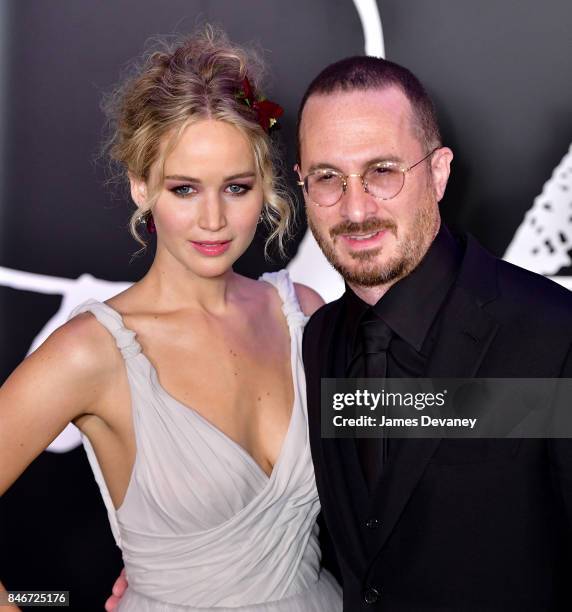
[69,270,342,611]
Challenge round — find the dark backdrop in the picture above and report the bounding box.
[1,1,571,610]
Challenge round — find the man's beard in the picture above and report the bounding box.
[307,200,438,288]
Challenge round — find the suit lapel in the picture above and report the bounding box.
[426,286,500,378]
[368,235,501,560]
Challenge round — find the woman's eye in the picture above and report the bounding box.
[171,185,196,197]
[225,183,252,195]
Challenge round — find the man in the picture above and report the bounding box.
[298,56,572,610]
[108,56,572,611]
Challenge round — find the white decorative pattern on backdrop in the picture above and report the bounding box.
[504,144,572,290]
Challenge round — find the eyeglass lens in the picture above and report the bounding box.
[305,166,405,207]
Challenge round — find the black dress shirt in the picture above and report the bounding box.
[344,224,463,377]
[338,225,462,487]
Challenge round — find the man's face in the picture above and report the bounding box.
[297,87,452,288]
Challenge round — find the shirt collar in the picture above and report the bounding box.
[345,224,462,354]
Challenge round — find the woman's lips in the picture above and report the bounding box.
[189,240,232,256]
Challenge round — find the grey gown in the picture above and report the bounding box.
[69,270,342,611]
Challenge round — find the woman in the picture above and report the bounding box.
[0,27,342,611]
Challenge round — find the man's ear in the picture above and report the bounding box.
[293,163,302,181]
[128,172,148,208]
[430,147,453,202]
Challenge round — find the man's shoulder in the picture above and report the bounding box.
[463,234,572,326]
[304,296,345,335]
[496,257,572,306]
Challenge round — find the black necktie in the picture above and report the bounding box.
[361,316,393,377]
[348,312,393,491]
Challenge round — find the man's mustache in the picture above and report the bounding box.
[329,218,397,239]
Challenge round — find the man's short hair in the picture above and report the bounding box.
[297,56,442,161]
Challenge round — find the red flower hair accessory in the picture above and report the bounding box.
[237,76,284,133]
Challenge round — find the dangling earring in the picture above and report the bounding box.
[258,211,265,225]
[138,211,156,234]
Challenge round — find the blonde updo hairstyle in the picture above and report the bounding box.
[104,26,292,256]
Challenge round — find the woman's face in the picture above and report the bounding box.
[134,119,264,279]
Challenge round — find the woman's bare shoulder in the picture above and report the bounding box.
[42,311,121,380]
[293,283,325,317]
[0,310,125,496]
[104,283,140,314]
[247,272,325,317]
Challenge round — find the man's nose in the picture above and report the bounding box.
[338,175,378,223]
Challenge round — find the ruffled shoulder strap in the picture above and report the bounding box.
[259,269,308,328]
[68,299,141,360]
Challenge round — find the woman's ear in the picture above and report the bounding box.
[128,172,148,208]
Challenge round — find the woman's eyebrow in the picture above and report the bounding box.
[164,174,200,182]
[223,171,256,181]
[164,171,256,182]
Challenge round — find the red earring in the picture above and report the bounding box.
[139,211,156,234]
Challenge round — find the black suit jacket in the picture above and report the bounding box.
[303,234,572,611]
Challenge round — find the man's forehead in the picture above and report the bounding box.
[302,86,410,117]
[299,86,417,165]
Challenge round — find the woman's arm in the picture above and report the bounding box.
[0,314,115,598]
[0,314,113,495]
[0,578,20,612]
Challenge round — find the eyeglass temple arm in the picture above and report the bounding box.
[406,147,440,171]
